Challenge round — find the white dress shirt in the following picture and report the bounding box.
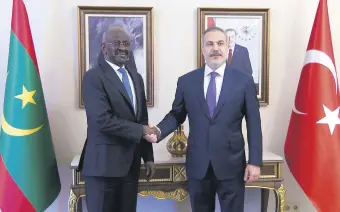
[204,62,226,104]
[105,60,137,113]
[156,63,226,136]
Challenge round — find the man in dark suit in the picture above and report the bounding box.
[145,27,262,212]
[225,28,253,76]
[81,27,155,212]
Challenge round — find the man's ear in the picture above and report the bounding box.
[100,43,106,55]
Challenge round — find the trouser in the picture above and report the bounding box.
[188,163,245,212]
[84,153,140,212]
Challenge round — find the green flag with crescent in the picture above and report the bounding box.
[0,0,61,211]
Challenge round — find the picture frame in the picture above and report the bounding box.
[197,8,270,105]
[77,6,154,107]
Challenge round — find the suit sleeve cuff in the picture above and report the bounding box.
[155,126,161,135]
[248,160,263,167]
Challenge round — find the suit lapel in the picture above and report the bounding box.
[229,45,239,65]
[213,65,235,119]
[99,58,135,114]
[234,44,240,52]
[197,68,211,120]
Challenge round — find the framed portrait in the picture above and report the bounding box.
[197,8,270,105]
[78,6,154,107]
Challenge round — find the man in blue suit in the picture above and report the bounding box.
[145,27,262,212]
[80,27,155,212]
[225,28,253,76]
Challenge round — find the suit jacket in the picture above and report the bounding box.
[157,65,262,180]
[228,44,253,75]
[78,54,154,177]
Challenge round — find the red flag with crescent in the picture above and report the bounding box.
[284,0,340,211]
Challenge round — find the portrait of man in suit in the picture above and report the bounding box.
[205,14,269,101]
[225,28,253,75]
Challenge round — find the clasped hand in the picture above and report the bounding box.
[142,125,160,143]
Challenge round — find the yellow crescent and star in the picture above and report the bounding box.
[1,85,43,136]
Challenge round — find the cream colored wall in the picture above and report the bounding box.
[0,0,339,211]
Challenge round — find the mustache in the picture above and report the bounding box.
[115,49,129,55]
[210,51,222,57]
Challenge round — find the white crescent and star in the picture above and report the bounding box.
[1,85,43,136]
[292,49,340,135]
[316,105,340,135]
[303,49,338,93]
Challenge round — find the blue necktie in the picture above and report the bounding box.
[206,71,218,117]
[118,67,134,107]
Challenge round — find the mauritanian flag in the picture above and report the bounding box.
[0,0,61,211]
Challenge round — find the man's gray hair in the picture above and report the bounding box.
[101,26,133,43]
[201,26,226,44]
[225,28,237,35]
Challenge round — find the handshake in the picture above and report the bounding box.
[142,124,161,143]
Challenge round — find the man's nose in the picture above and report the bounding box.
[212,43,219,50]
[118,46,127,51]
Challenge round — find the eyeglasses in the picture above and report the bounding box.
[106,41,130,47]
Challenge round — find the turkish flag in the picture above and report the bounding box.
[284,0,340,211]
[207,17,215,28]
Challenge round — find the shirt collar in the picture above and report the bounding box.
[204,62,226,77]
[228,44,235,50]
[105,59,125,72]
